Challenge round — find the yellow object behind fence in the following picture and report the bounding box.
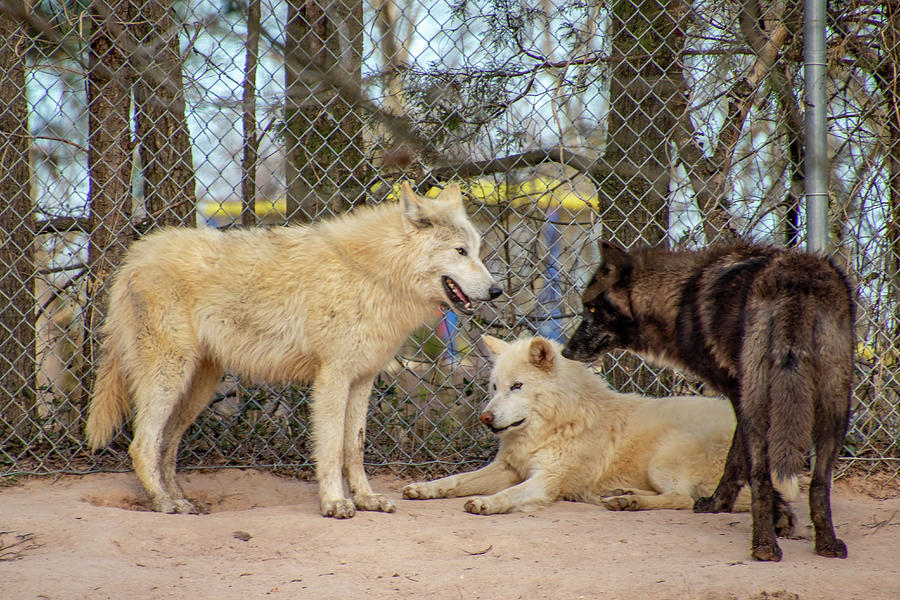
[200,177,600,224]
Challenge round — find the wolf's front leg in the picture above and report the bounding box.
[311,366,355,518]
[602,490,694,511]
[695,413,746,513]
[463,473,555,515]
[403,460,520,500]
[343,377,394,513]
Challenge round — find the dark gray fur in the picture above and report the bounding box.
[563,241,855,562]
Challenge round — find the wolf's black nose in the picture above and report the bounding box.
[488,287,502,300]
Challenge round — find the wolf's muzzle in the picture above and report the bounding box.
[562,329,611,361]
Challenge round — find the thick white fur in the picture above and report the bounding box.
[85,183,497,517]
[403,336,797,515]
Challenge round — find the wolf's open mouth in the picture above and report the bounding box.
[489,418,525,434]
[442,276,474,314]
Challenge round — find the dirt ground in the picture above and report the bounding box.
[1,469,898,600]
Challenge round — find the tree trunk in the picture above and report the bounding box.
[283,0,366,222]
[241,0,261,227]
[0,11,36,447]
[875,1,900,340]
[601,0,680,246]
[131,0,196,228]
[83,2,135,382]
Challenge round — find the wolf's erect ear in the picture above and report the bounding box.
[481,335,510,357]
[435,182,464,212]
[583,241,632,304]
[599,241,633,281]
[528,338,555,372]
[399,181,433,229]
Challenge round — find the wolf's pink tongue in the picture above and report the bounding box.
[449,279,468,302]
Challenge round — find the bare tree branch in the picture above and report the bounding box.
[428,146,629,182]
[673,10,791,242]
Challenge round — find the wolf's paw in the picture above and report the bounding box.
[173,498,204,515]
[774,503,797,538]
[321,498,356,519]
[815,537,848,559]
[151,498,180,514]
[464,497,500,515]
[602,495,639,511]
[693,495,732,513]
[402,483,440,499]
[354,493,396,513]
[751,542,783,562]
[151,496,198,514]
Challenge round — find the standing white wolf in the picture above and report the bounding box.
[404,336,796,520]
[85,182,501,518]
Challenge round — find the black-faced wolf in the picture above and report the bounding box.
[85,183,501,518]
[563,242,855,561]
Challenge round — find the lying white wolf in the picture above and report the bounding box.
[85,182,500,518]
[404,335,797,519]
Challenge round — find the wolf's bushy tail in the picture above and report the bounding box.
[85,351,130,449]
[766,351,816,476]
[743,308,816,478]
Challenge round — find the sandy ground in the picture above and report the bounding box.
[1,469,898,600]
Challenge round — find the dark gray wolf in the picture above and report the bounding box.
[85,182,501,518]
[562,242,855,561]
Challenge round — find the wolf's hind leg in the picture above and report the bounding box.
[744,416,782,562]
[342,377,394,513]
[158,358,222,514]
[809,411,848,557]
[802,351,850,558]
[129,366,194,514]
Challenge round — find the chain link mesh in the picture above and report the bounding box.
[1,0,898,481]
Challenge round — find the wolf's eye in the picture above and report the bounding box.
[510,382,522,391]
[456,247,468,256]
[588,306,595,313]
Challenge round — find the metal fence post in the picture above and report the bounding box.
[804,0,829,254]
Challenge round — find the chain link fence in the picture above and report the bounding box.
[1,0,898,482]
